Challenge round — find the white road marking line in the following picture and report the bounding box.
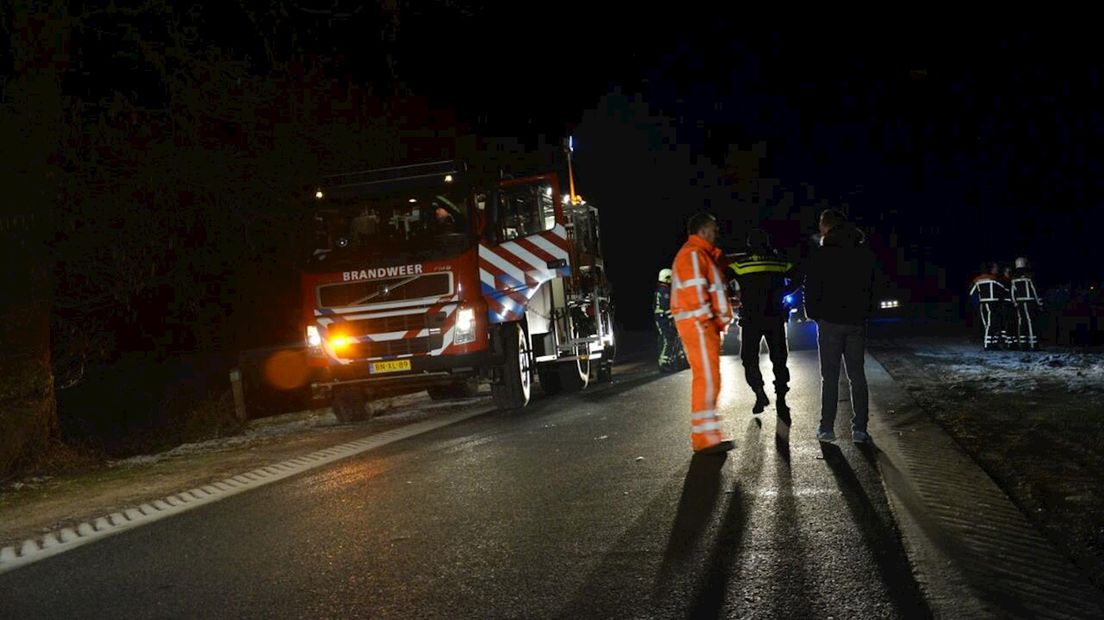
[0,406,492,575]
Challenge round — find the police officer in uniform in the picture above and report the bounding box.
[729,229,799,417]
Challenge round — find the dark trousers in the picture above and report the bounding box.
[816,321,869,433]
[978,302,1002,349]
[739,319,789,394]
[657,324,685,371]
[1000,301,1016,347]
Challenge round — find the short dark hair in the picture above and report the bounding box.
[746,228,770,248]
[819,209,846,230]
[687,211,717,236]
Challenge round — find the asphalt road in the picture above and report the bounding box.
[0,335,930,619]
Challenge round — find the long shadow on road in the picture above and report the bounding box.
[559,419,765,618]
[645,419,765,618]
[820,442,932,619]
[763,448,819,617]
[681,419,766,619]
[652,453,727,593]
[682,481,748,619]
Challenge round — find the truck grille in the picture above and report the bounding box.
[342,312,447,336]
[318,273,451,308]
[333,311,449,360]
[347,335,444,359]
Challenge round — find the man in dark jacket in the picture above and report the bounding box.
[729,229,799,421]
[804,209,877,444]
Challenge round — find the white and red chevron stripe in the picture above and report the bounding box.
[315,302,459,364]
[479,225,571,323]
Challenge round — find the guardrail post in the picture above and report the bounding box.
[229,368,247,422]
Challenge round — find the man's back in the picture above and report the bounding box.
[1011,267,1038,302]
[729,248,794,320]
[670,235,732,329]
[971,272,1006,302]
[804,223,875,325]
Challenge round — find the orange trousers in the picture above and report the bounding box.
[676,320,726,451]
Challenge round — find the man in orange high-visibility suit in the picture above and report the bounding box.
[670,212,735,454]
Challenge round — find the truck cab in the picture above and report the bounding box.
[302,160,615,421]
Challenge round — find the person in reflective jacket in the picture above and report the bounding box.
[970,262,1008,351]
[1010,256,1043,351]
[654,268,687,372]
[728,229,799,426]
[670,212,735,455]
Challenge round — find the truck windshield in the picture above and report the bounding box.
[313,186,474,264]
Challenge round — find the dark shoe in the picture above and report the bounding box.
[752,391,770,414]
[852,430,872,444]
[696,440,735,455]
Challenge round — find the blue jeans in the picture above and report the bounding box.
[816,321,869,433]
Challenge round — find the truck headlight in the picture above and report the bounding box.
[306,325,322,348]
[454,307,477,345]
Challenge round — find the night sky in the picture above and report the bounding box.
[382,16,1102,327]
[15,6,1104,331]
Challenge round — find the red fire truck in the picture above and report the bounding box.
[301,160,615,421]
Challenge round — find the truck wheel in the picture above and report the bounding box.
[492,323,532,410]
[332,385,368,423]
[427,377,480,400]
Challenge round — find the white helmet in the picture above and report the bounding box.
[1015,257,1029,269]
[658,268,672,284]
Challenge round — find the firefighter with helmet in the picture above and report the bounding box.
[654,268,687,372]
[1000,263,1016,348]
[1011,256,1043,351]
[969,261,1009,351]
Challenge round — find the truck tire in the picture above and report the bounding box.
[492,323,532,410]
[427,377,480,400]
[332,384,369,423]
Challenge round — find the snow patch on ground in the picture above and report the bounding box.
[109,391,491,467]
[109,410,339,466]
[912,347,1104,394]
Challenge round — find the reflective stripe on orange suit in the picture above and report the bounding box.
[670,234,734,452]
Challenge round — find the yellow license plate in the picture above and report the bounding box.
[370,360,412,374]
